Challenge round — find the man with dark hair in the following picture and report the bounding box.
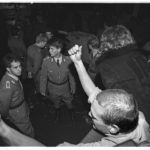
[0,53,34,137]
[40,38,76,122]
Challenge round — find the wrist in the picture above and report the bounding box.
[74,60,83,66]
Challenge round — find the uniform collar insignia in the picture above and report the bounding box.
[11,80,15,84]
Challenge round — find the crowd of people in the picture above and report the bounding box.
[0,14,150,146]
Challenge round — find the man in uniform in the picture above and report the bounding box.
[40,38,76,121]
[26,33,47,94]
[0,53,34,137]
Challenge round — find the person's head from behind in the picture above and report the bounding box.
[3,53,22,77]
[89,89,138,135]
[48,38,63,58]
[35,33,47,48]
[88,37,100,57]
[100,25,135,54]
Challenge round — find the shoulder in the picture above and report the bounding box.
[43,56,53,64]
[0,74,15,89]
[27,45,34,54]
[43,56,51,62]
[63,55,71,63]
[27,45,37,52]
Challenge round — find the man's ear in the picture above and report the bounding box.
[108,124,120,134]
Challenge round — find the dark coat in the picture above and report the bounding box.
[95,44,150,123]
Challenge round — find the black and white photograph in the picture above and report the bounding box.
[0,2,149,147]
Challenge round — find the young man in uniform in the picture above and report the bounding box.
[40,38,76,121]
[0,53,34,137]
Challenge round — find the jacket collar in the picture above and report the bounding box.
[7,72,19,81]
[96,44,139,65]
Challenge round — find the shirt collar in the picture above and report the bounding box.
[54,55,62,62]
[7,72,19,81]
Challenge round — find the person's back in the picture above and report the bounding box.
[26,44,42,74]
[95,25,150,124]
[26,33,47,77]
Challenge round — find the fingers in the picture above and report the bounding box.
[68,44,81,55]
[79,46,82,51]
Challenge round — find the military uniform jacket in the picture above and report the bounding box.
[0,73,25,117]
[40,55,76,95]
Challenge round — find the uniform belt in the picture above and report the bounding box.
[10,100,25,109]
[48,79,68,85]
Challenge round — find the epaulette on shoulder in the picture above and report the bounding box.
[64,55,70,60]
[63,56,71,63]
[43,56,50,61]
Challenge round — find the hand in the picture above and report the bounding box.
[68,45,82,63]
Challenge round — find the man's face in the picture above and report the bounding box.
[49,46,61,57]
[46,32,53,40]
[89,100,109,134]
[40,41,47,48]
[7,61,22,77]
